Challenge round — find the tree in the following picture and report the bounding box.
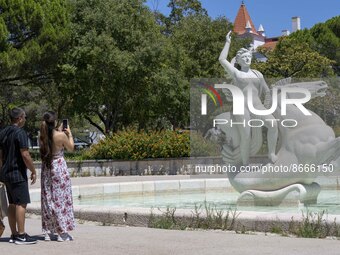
[171,15,250,79]
[289,16,340,75]
[167,0,207,25]
[152,0,208,35]
[60,0,252,134]
[162,11,250,133]
[253,34,339,127]
[151,1,250,131]
[311,23,340,75]
[0,0,71,129]
[0,0,71,85]
[325,16,340,38]
[62,0,181,134]
[253,37,334,78]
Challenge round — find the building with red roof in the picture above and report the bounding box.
[233,1,301,52]
[233,1,266,49]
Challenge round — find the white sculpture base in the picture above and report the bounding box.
[237,182,321,207]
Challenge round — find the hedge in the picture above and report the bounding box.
[82,129,190,160]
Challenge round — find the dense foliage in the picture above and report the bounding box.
[0,0,338,139]
[252,18,340,127]
[0,0,70,81]
[0,0,71,132]
[253,37,334,78]
[83,129,189,160]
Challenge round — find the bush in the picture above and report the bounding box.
[82,129,190,160]
[190,131,221,157]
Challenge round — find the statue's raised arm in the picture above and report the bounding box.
[219,31,238,78]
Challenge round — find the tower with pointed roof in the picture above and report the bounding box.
[233,1,265,49]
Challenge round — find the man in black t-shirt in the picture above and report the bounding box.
[0,107,37,245]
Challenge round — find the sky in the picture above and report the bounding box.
[145,0,340,38]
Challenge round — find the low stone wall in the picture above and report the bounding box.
[33,156,268,177]
[33,157,222,177]
[29,178,234,203]
[27,202,340,231]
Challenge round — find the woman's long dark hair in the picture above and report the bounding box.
[39,111,57,169]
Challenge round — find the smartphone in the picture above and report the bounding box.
[62,119,68,130]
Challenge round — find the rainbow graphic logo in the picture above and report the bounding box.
[198,82,223,108]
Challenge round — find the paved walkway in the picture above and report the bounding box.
[0,216,339,255]
[2,176,339,254]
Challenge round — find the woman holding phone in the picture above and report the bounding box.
[39,111,75,242]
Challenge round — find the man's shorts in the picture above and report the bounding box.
[5,181,30,205]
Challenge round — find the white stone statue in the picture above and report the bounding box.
[219,31,278,164]
[216,31,340,206]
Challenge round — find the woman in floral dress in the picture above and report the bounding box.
[39,111,75,242]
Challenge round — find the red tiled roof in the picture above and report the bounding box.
[233,3,259,36]
[260,41,278,50]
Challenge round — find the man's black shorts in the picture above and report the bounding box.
[5,181,30,205]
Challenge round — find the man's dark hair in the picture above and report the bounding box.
[9,107,25,122]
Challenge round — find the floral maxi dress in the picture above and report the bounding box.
[41,150,75,234]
